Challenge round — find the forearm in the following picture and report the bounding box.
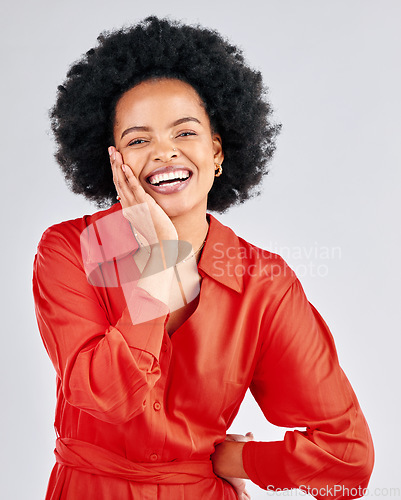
[136,242,177,305]
[211,441,249,479]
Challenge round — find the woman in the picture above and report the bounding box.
[33,16,374,500]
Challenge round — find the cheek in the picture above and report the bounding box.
[119,149,145,175]
[182,141,214,169]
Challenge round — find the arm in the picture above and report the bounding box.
[33,146,184,425]
[33,230,170,425]
[242,278,374,498]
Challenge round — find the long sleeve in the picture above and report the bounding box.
[32,227,169,425]
[242,278,374,499]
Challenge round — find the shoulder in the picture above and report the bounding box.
[206,215,297,302]
[237,237,298,309]
[238,237,296,282]
[36,203,122,254]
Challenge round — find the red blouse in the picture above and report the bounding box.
[32,202,374,499]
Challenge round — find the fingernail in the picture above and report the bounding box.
[121,164,126,173]
[108,146,114,156]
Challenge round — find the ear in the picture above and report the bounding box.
[212,133,224,164]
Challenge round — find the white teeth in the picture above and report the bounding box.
[148,170,190,185]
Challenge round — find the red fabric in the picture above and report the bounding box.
[32,203,374,499]
[55,437,215,483]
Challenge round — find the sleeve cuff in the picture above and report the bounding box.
[242,440,296,491]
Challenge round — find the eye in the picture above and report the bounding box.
[177,131,196,138]
[128,138,148,146]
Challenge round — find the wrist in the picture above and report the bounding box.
[211,441,249,479]
[142,243,178,276]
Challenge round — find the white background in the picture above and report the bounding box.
[1,1,400,498]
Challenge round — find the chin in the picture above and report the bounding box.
[159,193,206,220]
[160,200,193,219]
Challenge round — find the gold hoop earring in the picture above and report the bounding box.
[214,163,223,177]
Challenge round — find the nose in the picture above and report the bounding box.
[153,139,179,162]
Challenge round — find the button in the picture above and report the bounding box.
[153,401,161,411]
[161,342,168,353]
[150,453,158,461]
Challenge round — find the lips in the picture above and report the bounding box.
[147,169,191,186]
[146,165,192,184]
[145,165,193,195]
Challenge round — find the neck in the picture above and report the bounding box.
[170,204,209,258]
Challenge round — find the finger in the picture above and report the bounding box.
[110,149,148,206]
[122,163,153,203]
[224,434,242,442]
[121,163,148,205]
[225,433,253,442]
[110,150,136,205]
[109,147,126,196]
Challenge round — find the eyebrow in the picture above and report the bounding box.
[120,116,201,139]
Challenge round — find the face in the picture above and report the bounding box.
[113,78,224,218]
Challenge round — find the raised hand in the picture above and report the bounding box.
[109,146,178,246]
[109,146,180,305]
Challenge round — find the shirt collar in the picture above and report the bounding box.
[198,214,243,293]
[107,204,243,294]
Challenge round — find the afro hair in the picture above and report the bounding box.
[50,16,281,212]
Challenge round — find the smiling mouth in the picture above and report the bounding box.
[146,169,192,186]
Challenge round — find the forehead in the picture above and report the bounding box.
[114,78,207,124]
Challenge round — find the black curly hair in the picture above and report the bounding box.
[50,16,281,213]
